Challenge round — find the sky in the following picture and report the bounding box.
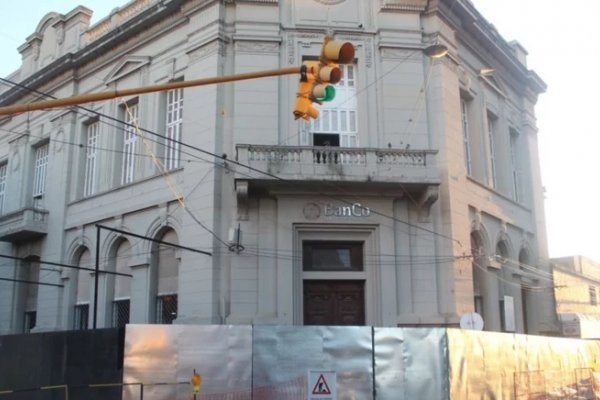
[0,1,598,261]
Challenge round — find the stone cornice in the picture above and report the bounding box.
[435,0,546,98]
[0,0,187,106]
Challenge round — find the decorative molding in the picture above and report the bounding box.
[236,180,249,221]
[417,185,439,222]
[187,40,225,62]
[365,37,372,67]
[287,33,295,64]
[234,41,279,54]
[313,0,346,4]
[381,0,427,11]
[10,149,20,172]
[104,55,151,84]
[380,47,414,59]
[457,65,471,90]
[295,32,323,40]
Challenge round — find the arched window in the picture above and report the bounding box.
[495,241,509,263]
[153,229,179,324]
[112,239,131,328]
[74,248,91,330]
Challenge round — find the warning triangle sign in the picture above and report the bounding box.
[311,373,332,395]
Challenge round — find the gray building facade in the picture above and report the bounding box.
[0,0,557,335]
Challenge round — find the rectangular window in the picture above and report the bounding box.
[461,98,472,175]
[0,163,6,213]
[309,64,358,147]
[487,113,497,188]
[33,143,49,198]
[590,286,597,306]
[165,88,183,170]
[121,103,139,185]
[73,303,89,330]
[112,299,130,328]
[83,122,99,197]
[510,129,521,202]
[303,241,364,271]
[156,294,178,324]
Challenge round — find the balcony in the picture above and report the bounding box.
[236,144,438,186]
[0,207,49,243]
[235,145,440,219]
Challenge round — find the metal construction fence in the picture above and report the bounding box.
[2,325,600,399]
[122,325,600,400]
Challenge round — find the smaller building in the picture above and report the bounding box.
[552,255,600,338]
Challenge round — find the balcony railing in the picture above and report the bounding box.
[0,207,49,243]
[235,145,438,184]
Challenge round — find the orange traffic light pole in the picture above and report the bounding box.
[0,66,301,116]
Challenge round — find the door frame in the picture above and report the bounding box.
[293,224,380,326]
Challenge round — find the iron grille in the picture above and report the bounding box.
[156,294,178,324]
[112,299,130,328]
[73,303,89,330]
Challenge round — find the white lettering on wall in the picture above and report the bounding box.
[323,202,371,217]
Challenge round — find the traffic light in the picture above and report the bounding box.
[293,36,355,121]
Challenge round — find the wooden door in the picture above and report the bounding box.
[303,280,365,325]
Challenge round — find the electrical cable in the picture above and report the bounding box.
[0,76,461,247]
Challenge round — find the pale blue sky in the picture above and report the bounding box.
[0,1,597,261]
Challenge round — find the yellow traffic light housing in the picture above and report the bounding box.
[292,36,355,121]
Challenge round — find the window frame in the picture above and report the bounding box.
[487,112,497,189]
[164,87,183,170]
[83,120,100,197]
[120,100,139,185]
[0,162,7,213]
[32,142,49,199]
[73,303,89,330]
[461,98,472,175]
[302,240,364,272]
[509,128,521,202]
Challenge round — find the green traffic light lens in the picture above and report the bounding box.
[316,86,336,102]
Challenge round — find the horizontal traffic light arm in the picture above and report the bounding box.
[0,66,302,116]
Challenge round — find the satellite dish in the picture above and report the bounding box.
[460,312,484,331]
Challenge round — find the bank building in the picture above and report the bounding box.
[0,0,557,335]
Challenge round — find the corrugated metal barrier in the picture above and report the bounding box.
[121,325,600,399]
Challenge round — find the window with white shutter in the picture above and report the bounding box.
[83,122,99,197]
[121,103,139,185]
[33,144,49,200]
[165,88,183,170]
[304,64,358,147]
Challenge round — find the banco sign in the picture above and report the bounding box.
[324,202,371,217]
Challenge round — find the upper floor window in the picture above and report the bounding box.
[33,143,49,200]
[461,98,472,175]
[487,112,498,189]
[0,162,6,213]
[83,121,99,197]
[121,102,139,185]
[302,241,364,271]
[509,128,521,202]
[590,286,597,306]
[165,88,183,170]
[304,64,358,148]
